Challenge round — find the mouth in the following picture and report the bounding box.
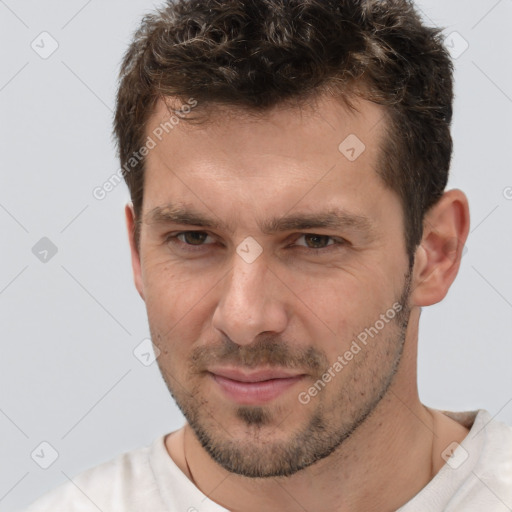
[208,367,307,405]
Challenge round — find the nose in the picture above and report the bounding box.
[212,253,288,346]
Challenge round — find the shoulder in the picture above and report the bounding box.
[23,438,164,512]
[472,410,512,492]
[398,410,512,512]
[448,409,512,510]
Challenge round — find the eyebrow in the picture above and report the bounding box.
[146,203,376,238]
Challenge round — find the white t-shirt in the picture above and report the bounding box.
[23,410,512,512]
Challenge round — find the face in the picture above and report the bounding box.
[131,95,413,477]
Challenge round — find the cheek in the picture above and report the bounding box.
[142,251,205,304]
[292,269,398,352]
[146,284,211,382]
[145,280,212,332]
[141,262,214,352]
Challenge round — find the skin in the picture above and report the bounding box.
[126,94,471,511]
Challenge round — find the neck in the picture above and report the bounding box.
[183,394,435,511]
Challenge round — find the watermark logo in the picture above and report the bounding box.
[441,441,469,469]
[444,31,469,60]
[31,441,59,469]
[236,236,263,264]
[31,32,59,59]
[32,237,58,263]
[338,134,366,162]
[133,338,161,367]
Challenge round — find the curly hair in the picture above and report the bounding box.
[113,0,454,262]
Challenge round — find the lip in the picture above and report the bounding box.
[208,367,306,405]
[209,367,304,382]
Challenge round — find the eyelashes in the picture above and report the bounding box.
[164,231,349,254]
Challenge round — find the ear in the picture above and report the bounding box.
[125,203,145,301]
[410,189,470,307]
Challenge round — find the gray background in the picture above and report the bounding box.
[1,0,511,510]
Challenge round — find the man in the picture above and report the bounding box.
[25,0,512,510]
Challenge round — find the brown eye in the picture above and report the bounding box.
[292,234,348,252]
[165,231,217,254]
[303,234,332,249]
[180,231,209,245]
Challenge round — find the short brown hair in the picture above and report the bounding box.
[113,0,454,264]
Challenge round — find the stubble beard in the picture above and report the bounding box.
[156,268,413,478]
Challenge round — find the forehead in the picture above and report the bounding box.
[141,94,396,230]
[145,94,386,159]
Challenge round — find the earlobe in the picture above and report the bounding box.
[125,203,145,301]
[410,189,470,307]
